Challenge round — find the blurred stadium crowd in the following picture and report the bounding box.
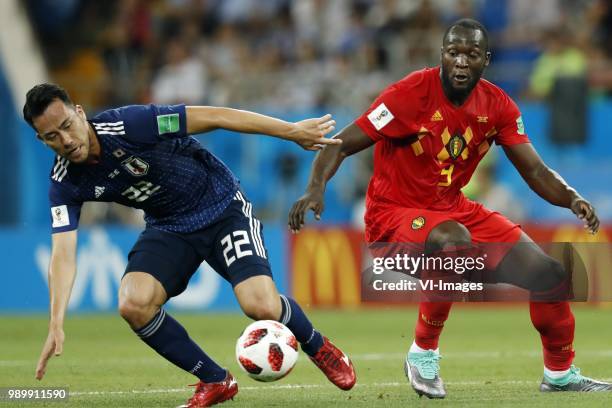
[26,0,612,111]
[10,0,612,226]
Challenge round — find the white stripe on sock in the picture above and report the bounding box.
[138,309,166,338]
[280,295,291,325]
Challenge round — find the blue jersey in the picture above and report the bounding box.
[48,104,239,233]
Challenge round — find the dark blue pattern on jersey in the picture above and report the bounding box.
[48,104,239,233]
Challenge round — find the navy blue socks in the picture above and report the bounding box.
[279,295,324,356]
[134,309,226,383]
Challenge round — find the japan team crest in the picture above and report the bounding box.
[122,156,149,176]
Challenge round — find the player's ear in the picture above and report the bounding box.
[75,104,86,119]
[484,51,491,67]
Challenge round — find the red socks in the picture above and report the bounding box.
[413,301,575,371]
[414,302,453,350]
[530,301,575,370]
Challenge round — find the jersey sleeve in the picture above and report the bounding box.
[49,182,82,233]
[355,72,425,142]
[494,94,530,146]
[120,104,188,143]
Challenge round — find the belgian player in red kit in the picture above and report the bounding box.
[289,19,611,398]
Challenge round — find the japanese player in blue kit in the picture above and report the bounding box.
[24,84,356,408]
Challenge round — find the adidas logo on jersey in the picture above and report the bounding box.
[95,186,105,198]
[431,110,443,121]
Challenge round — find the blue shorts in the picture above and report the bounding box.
[124,190,272,298]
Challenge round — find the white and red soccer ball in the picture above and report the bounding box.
[235,320,299,382]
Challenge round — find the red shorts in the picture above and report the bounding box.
[365,197,523,270]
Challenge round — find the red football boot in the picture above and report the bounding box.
[180,372,238,408]
[309,337,356,390]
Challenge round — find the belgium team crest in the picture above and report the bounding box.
[447,134,466,160]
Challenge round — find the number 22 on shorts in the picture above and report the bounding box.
[221,230,253,266]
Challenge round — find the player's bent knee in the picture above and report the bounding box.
[426,221,471,253]
[242,297,282,321]
[118,295,160,328]
[118,271,166,327]
[549,257,568,281]
[235,275,282,321]
[537,257,568,290]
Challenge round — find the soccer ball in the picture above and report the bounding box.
[235,320,299,382]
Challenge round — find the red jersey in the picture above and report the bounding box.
[355,67,529,238]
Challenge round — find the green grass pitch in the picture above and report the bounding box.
[1,306,611,407]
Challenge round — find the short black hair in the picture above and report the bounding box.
[443,18,489,52]
[23,83,74,128]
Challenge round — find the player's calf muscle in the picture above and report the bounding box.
[234,277,282,320]
[241,300,282,321]
[237,292,282,321]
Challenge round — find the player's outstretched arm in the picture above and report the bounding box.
[185,106,340,151]
[503,143,600,234]
[35,230,78,380]
[288,123,374,233]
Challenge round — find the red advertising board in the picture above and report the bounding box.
[288,225,612,306]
